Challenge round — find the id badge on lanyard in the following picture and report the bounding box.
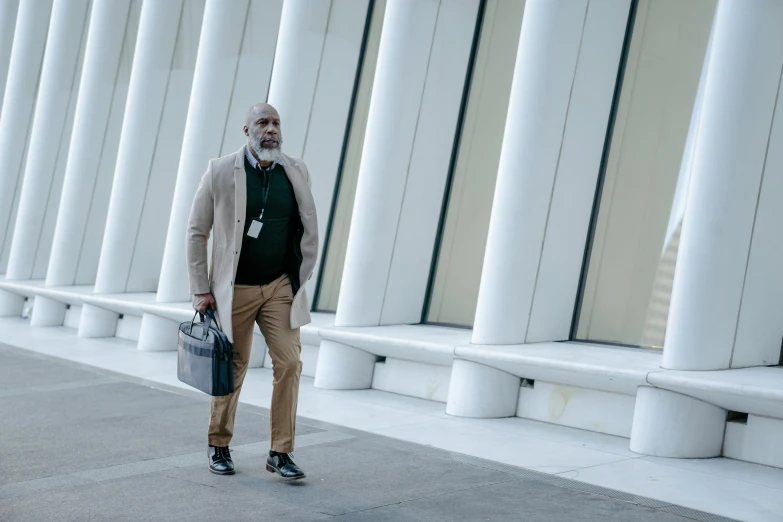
[246,164,273,239]
[247,219,263,238]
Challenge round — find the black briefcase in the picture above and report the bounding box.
[177,308,234,397]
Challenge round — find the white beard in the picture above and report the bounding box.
[250,134,283,163]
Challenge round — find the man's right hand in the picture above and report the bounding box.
[193,293,215,314]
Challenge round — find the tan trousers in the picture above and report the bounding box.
[208,274,302,452]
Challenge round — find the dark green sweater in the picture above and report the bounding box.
[234,157,298,286]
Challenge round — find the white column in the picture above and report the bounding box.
[331,0,438,329]
[137,0,249,351]
[471,0,588,346]
[446,0,588,417]
[0,0,54,272]
[30,0,132,327]
[0,1,19,107]
[662,0,783,371]
[446,360,521,418]
[0,0,90,318]
[630,387,726,458]
[314,340,375,389]
[631,0,783,459]
[266,0,331,157]
[314,0,442,389]
[78,0,184,338]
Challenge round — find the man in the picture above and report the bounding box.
[186,103,318,480]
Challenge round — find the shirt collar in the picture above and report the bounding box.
[245,146,286,169]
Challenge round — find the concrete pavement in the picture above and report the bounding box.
[0,345,734,521]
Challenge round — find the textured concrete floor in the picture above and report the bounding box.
[0,345,733,522]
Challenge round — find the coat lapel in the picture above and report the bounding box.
[281,152,316,218]
[280,152,318,292]
[233,146,246,276]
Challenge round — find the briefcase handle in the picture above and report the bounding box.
[188,312,207,341]
[189,308,224,342]
[188,309,213,342]
[204,308,223,332]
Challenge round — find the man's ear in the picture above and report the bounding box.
[243,126,249,136]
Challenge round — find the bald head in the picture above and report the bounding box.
[244,103,283,165]
[245,103,278,128]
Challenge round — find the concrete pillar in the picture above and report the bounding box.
[313,340,376,390]
[0,1,20,107]
[662,0,783,371]
[0,0,90,318]
[0,0,54,272]
[0,289,23,316]
[77,305,117,338]
[138,0,250,351]
[330,0,438,330]
[266,0,331,157]
[30,0,132,327]
[630,387,726,458]
[29,296,66,327]
[314,0,445,388]
[446,0,588,417]
[631,0,783,459]
[78,0,184,338]
[446,360,521,418]
[471,0,588,346]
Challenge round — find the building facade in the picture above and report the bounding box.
[1,0,782,468]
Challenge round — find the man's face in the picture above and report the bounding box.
[244,108,282,150]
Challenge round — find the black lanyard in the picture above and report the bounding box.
[258,162,274,220]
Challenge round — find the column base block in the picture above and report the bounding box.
[137,312,179,351]
[630,386,726,458]
[78,304,119,338]
[314,340,376,390]
[30,296,66,327]
[0,289,24,317]
[446,359,520,418]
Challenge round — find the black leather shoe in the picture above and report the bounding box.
[208,445,235,475]
[266,451,305,480]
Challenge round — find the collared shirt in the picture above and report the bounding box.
[245,146,287,170]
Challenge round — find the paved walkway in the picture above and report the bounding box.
[0,345,733,522]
